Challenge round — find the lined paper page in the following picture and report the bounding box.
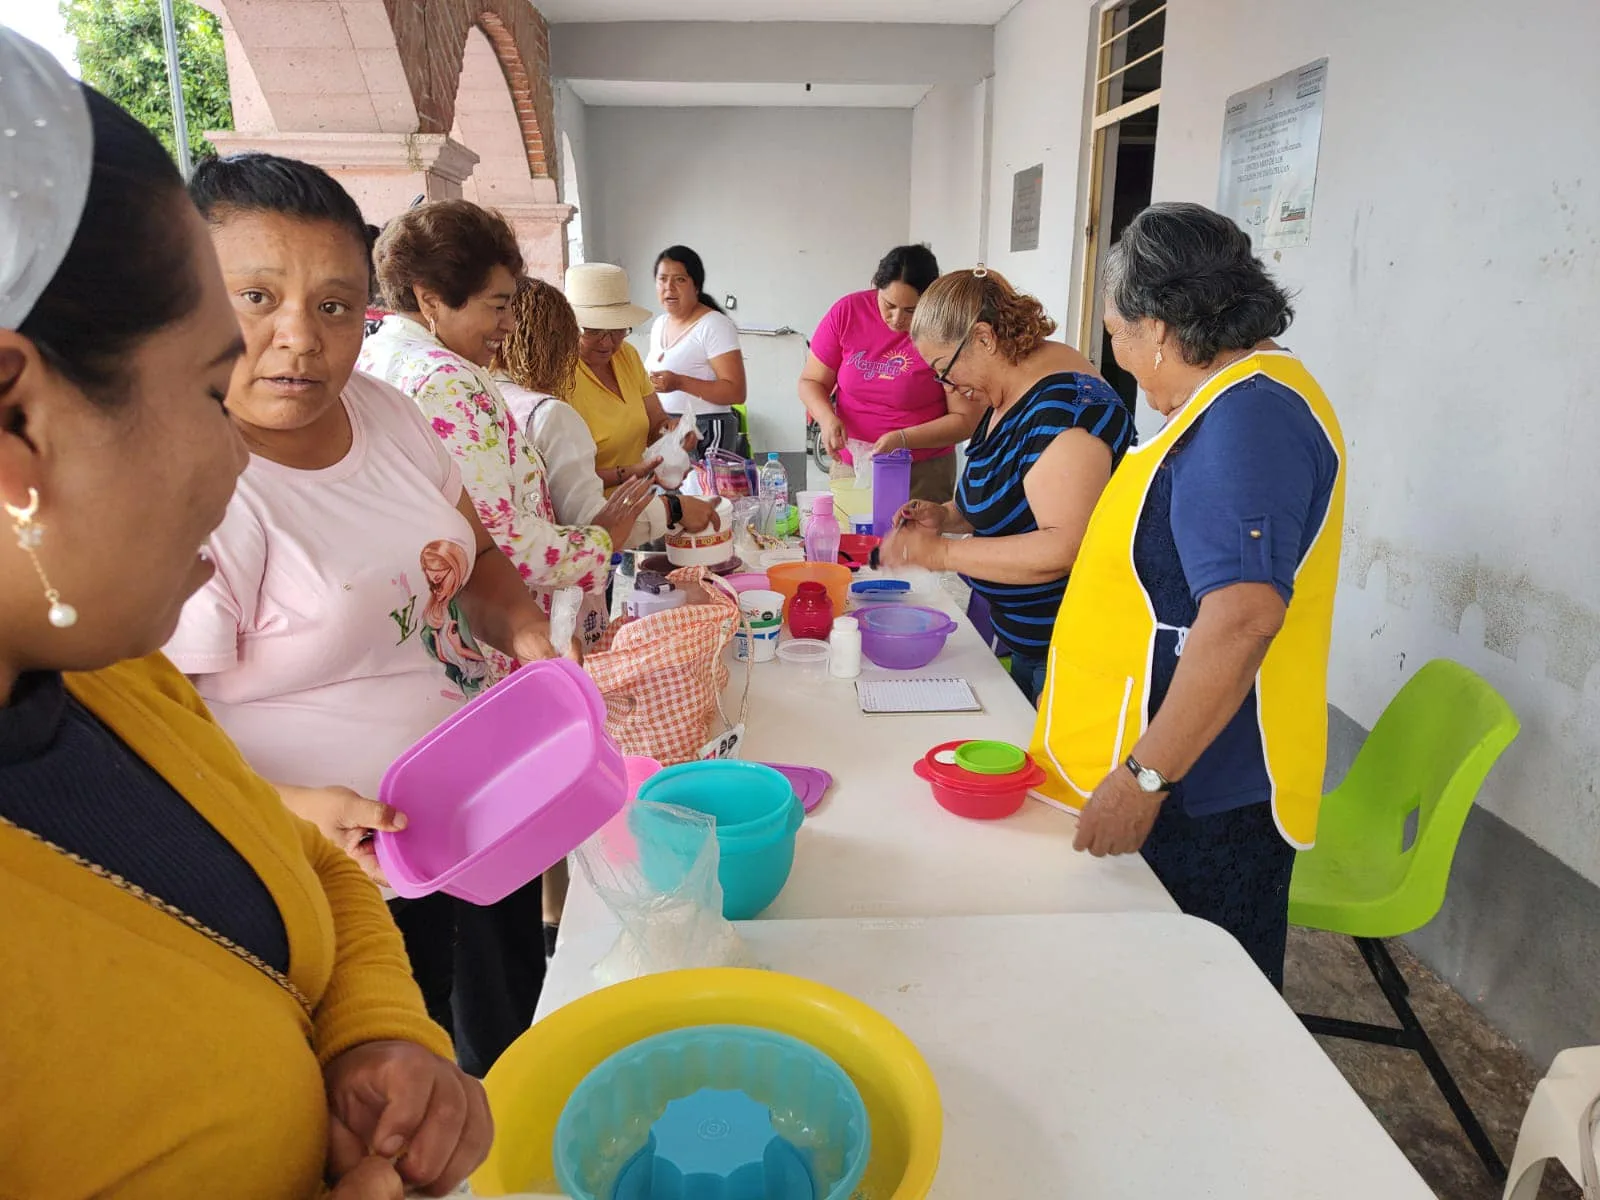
[856,677,981,714]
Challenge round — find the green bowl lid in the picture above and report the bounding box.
[953,740,1026,776]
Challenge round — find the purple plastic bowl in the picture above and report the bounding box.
[374,659,627,905]
[857,604,958,670]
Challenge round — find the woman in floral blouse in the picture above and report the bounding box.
[360,201,657,613]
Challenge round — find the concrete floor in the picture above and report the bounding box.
[1285,928,1573,1200]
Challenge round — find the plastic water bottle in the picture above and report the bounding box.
[757,452,789,538]
[805,493,841,566]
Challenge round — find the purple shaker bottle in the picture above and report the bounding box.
[872,448,913,536]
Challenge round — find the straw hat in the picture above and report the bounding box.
[564,262,653,330]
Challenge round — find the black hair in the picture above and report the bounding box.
[654,245,722,313]
[18,85,200,405]
[871,244,940,295]
[189,153,371,262]
[1103,202,1294,365]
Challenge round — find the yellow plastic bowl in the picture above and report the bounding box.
[471,967,942,1198]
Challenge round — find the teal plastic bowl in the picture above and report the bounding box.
[553,1025,871,1200]
[633,792,803,921]
[636,761,795,842]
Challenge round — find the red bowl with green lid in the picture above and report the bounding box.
[913,740,1045,820]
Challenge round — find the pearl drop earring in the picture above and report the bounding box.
[5,488,77,628]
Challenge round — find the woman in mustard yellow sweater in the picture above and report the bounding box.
[0,34,489,1199]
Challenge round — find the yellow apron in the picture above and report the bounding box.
[1028,352,1344,848]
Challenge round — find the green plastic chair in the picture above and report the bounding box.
[1291,658,1520,1181]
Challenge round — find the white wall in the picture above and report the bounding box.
[909,80,990,272]
[1152,0,1600,883]
[583,106,913,455]
[981,0,1094,330]
[553,81,593,259]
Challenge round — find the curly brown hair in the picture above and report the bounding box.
[492,276,580,398]
[373,199,524,313]
[909,268,1057,364]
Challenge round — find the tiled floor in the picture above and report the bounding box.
[1285,928,1573,1200]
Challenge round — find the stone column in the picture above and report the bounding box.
[205,131,480,225]
[498,201,574,284]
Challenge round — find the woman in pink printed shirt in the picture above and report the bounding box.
[359,201,656,612]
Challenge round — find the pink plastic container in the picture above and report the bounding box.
[374,659,627,904]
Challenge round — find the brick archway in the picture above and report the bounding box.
[202,0,570,274]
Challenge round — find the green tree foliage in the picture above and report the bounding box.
[59,0,233,164]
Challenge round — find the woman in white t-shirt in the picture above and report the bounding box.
[168,154,560,1079]
[644,245,747,457]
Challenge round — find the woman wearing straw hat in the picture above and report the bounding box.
[565,262,692,492]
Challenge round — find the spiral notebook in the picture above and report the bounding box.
[855,677,981,714]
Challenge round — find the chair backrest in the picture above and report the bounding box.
[1335,658,1519,924]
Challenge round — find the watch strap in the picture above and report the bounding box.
[665,493,684,527]
[1125,754,1176,793]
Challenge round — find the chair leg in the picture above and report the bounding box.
[1297,936,1506,1182]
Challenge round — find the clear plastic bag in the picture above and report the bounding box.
[574,799,747,987]
[846,439,875,489]
[648,402,697,490]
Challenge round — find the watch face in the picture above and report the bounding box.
[1137,767,1163,792]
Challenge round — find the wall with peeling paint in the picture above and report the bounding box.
[1155,0,1600,885]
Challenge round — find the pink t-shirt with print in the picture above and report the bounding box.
[165,370,492,799]
[810,289,950,463]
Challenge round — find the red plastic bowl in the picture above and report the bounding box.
[913,740,1046,820]
[837,533,881,569]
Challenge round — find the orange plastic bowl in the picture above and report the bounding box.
[767,561,852,622]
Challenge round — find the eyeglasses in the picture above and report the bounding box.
[581,327,631,342]
[934,325,975,386]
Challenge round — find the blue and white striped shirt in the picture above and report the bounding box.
[955,372,1135,656]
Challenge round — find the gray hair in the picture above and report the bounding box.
[1103,202,1293,365]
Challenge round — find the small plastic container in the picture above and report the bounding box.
[850,578,911,606]
[857,604,958,670]
[954,740,1027,775]
[914,739,1047,820]
[828,616,862,679]
[625,571,689,620]
[776,638,831,683]
[635,760,795,842]
[788,580,835,639]
[554,1025,871,1200]
[374,659,626,904]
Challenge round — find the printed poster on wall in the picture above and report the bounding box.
[1010,164,1043,252]
[1217,58,1329,250]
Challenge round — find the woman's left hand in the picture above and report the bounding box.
[324,1040,493,1197]
[880,520,948,571]
[871,430,910,457]
[1073,767,1165,856]
[649,370,685,394]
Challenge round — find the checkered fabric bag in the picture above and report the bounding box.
[584,567,749,765]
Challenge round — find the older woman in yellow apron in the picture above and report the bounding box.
[1030,203,1345,989]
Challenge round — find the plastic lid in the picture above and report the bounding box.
[777,639,830,664]
[851,578,911,594]
[954,740,1027,775]
[767,451,780,461]
[812,494,834,516]
[796,581,827,596]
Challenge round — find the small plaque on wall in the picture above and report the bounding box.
[1010,164,1043,252]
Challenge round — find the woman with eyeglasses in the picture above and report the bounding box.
[799,244,981,502]
[880,268,1136,705]
[563,263,690,493]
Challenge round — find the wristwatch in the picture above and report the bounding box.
[1125,754,1176,795]
[664,493,684,528]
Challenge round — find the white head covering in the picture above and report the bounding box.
[0,28,94,331]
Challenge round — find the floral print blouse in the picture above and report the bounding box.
[358,316,612,601]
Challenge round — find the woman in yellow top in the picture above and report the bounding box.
[564,262,686,490]
[0,34,486,1198]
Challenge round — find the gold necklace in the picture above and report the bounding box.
[0,813,314,1017]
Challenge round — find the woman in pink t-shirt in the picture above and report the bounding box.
[798,245,983,502]
[167,154,561,1079]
